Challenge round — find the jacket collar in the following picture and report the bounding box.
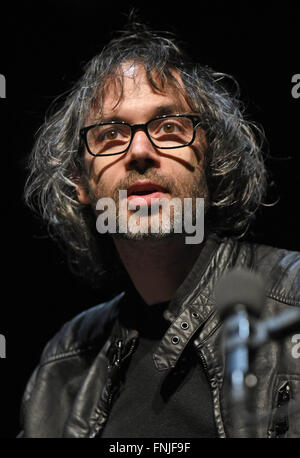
[167,232,221,318]
[116,232,222,371]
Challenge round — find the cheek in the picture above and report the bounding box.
[181,145,204,172]
[89,161,127,203]
[193,129,207,162]
[85,154,113,187]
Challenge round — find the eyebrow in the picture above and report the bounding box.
[95,104,189,124]
[153,104,186,117]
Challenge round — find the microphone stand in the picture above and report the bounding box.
[222,306,255,437]
[249,308,300,349]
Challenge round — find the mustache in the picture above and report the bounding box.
[112,171,176,201]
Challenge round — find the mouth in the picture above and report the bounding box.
[127,181,169,205]
[127,181,168,196]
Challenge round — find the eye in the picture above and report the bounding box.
[161,122,178,134]
[103,129,119,140]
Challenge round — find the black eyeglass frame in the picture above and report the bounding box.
[79,114,203,157]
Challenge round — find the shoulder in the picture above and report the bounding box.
[39,291,125,364]
[221,237,300,306]
[250,242,300,306]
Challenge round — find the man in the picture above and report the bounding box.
[20,21,300,438]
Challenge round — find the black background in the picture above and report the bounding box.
[0,1,299,438]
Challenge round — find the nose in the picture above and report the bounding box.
[123,128,160,170]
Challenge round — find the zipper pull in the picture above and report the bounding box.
[113,339,122,367]
[269,380,291,438]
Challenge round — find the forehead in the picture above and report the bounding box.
[90,62,191,122]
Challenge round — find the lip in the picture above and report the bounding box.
[127,180,168,197]
[126,181,169,206]
[127,191,167,206]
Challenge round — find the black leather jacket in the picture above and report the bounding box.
[18,234,300,438]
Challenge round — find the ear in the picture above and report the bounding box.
[76,183,91,205]
[72,165,91,205]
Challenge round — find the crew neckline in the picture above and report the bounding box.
[119,294,170,339]
[120,232,220,322]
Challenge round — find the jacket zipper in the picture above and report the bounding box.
[106,338,137,406]
[197,347,226,438]
[89,337,138,438]
[268,380,291,438]
[192,309,225,438]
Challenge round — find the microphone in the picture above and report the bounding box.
[214,268,266,403]
[214,268,300,436]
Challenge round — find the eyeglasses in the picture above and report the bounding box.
[80,114,202,157]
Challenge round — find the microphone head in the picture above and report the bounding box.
[214,268,265,319]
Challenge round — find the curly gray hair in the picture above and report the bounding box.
[24,21,267,289]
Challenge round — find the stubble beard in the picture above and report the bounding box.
[89,168,208,242]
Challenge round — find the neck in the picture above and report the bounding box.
[112,235,203,305]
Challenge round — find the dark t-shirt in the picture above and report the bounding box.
[101,295,218,438]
